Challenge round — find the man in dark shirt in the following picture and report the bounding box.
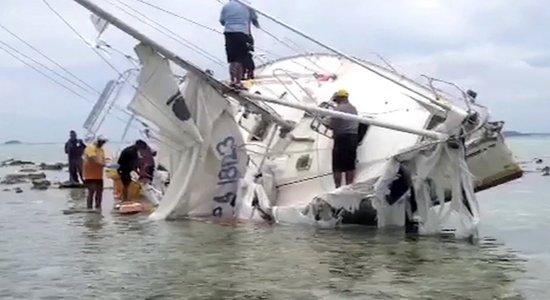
[64,130,86,184]
[117,140,148,202]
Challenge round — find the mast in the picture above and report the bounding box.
[72,0,447,140]
[236,0,459,113]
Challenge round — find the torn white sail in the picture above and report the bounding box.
[128,44,203,148]
[153,75,248,220]
[128,43,247,220]
[90,14,109,36]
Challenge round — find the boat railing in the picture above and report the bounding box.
[272,68,318,104]
[270,67,339,140]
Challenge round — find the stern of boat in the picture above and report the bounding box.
[466,121,523,192]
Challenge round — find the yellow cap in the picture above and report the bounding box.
[335,89,349,97]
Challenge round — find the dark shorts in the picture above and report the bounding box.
[224,32,249,63]
[118,169,132,186]
[332,134,358,172]
[84,179,103,188]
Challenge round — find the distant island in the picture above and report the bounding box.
[3,140,22,145]
[503,131,550,137]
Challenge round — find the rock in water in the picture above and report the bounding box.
[14,187,23,193]
[27,172,46,181]
[39,163,65,171]
[0,174,28,185]
[0,159,35,167]
[31,179,51,190]
[20,167,39,173]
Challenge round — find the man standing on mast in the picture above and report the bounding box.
[330,89,359,188]
[220,0,259,89]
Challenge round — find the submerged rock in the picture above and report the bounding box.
[0,174,28,185]
[31,179,51,190]
[39,162,65,171]
[0,172,47,185]
[27,172,46,181]
[14,187,23,193]
[0,159,35,167]
[20,167,40,173]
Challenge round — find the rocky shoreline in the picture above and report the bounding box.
[0,158,78,193]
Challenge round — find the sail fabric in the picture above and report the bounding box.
[127,43,247,220]
[90,14,109,36]
[150,90,248,220]
[407,142,480,238]
[128,44,203,150]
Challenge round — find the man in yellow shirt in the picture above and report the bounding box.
[83,136,108,210]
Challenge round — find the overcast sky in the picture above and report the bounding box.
[0,0,548,143]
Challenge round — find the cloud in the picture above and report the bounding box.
[0,0,548,142]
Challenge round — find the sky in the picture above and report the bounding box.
[0,0,549,143]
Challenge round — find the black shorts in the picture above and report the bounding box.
[118,169,132,186]
[224,32,249,63]
[84,179,103,189]
[332,134,358,172]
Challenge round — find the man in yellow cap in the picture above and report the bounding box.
[330,89,359,188]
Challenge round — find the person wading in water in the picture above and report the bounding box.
[83,136,108,210]
[117,140,149,203]
[219,0,259,89]
[330,89,359,188]
[64,130,86,184]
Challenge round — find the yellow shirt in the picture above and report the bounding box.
[83,144,105,180]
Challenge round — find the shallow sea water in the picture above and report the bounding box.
[0,137,548,299]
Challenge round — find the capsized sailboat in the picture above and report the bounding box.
[74,0,522,238]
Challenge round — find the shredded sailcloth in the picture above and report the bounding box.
[128,43,479,238]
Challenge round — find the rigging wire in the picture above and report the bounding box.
[0,22,101,95]
[0,43,93,103]
[41,0,195,138]
[0,43,139,129]
[211,0,330,73]
[41,0,122,75]
[106,0,225,66]
[39,0,153,127]
[126,0,283,61]
[0,39,97,96]
[132,0,224,35]
[0,2,189,147]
